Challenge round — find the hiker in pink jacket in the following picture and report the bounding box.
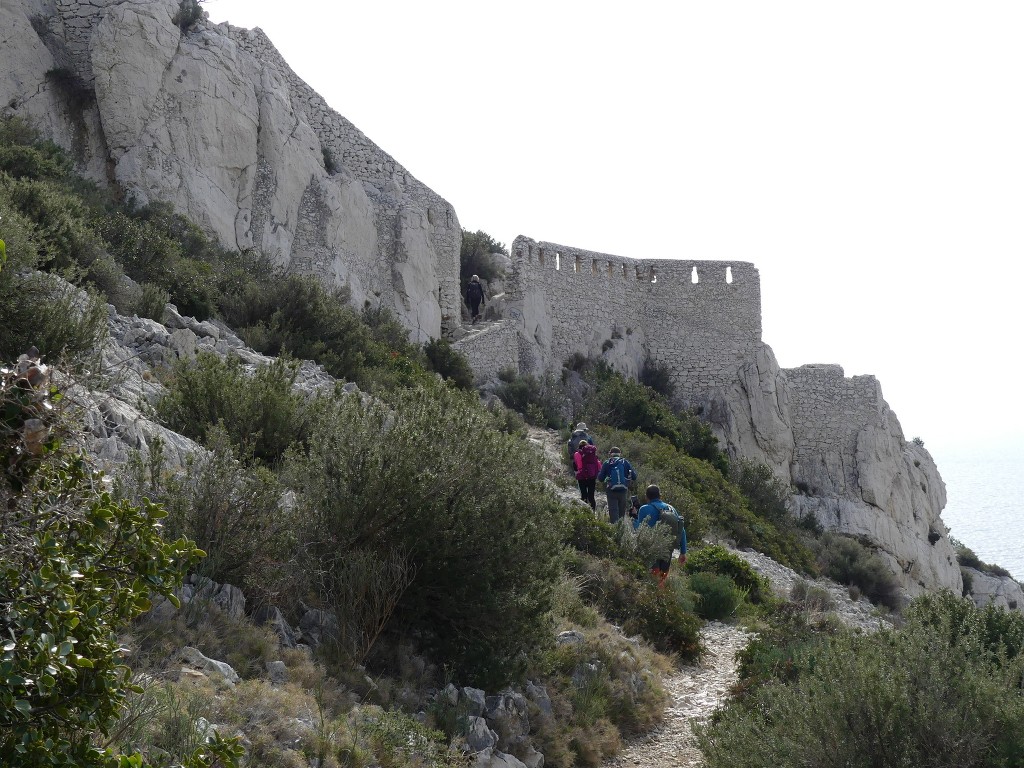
[574,439,601,511]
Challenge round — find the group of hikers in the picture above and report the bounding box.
[568,422,686,588]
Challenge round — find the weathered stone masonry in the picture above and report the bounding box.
[504,236,761,407]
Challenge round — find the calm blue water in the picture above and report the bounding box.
[932,438,1024,581]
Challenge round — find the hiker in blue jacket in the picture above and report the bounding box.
[634,484,687,589]
[597,446,637,524]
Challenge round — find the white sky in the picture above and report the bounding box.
[205,0,1023,453]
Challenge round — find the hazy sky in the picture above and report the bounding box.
[205,0,1023,453]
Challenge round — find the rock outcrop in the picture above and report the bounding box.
[1,0,460,341]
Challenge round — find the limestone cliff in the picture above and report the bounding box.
[1,0,460,341]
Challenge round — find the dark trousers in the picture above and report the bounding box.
[469,299,482,319]
[606,488,629,524]
[578,478,596,510]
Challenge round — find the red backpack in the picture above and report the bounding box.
[576,444,601,480]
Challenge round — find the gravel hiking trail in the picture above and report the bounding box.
[603,621,753,768]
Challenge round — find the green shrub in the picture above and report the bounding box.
[0,360,234,768]
[423,337,474,389]
[533,633,666,766]
[495,370,565,428]
[137,281,170,320]
[459,229,505,295]
[698,593,1024,768]
[569,554,701,659]
[685,545,773,604]
[119,428,295,599]
[952,537,1013,578]
[813,533,901,610]
[0,271,108,364]
[638,357,674,399]
[173,0,205,30]
[562,505,618,558]
[729,458,790,527]
[579,362,727,473]
[285,386,562,687]
[689,572,745,620]
[156,352,321,466]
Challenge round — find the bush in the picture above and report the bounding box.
[495,370,565,428]
[579,363,727,473]
[697,593,1024,768]
[952,537,1013,579]
[685,545,773,604]
[118,428,295,600]
[532,633,666,766]
[689,572,745,620]
[285,386,563,687]
[459,229,505,294]
[569,554,701,659]
[0,357,235,768]
[156,352,321,466]
[423,337,474,389]
[0,271,108,364]
[813,533,901,610]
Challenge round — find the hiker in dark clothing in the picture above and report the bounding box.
[573,439,601,511]
[466,274,486,323]
[597,446,637,524]
[567,422,594,462]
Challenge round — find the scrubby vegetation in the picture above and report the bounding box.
[698,592,1024,767]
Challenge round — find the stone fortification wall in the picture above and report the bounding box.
[784,364,886,496]
[507,236,762,404]
[452,322,520,383]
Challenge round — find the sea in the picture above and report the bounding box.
[931,437,1024,582]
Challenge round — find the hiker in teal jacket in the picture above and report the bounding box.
[634,484,686,588]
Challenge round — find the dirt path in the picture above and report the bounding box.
[604,622,753,768]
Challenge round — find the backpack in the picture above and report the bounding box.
[655,501,684,539]
[467,282,484,302]
[577,444,601,480]
[605,457,631,491]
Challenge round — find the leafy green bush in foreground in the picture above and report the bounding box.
[0,360,237,768]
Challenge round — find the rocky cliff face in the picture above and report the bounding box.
[1,0,460,341]
[707,352,961,599]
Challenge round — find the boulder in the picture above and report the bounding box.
[465,716,498,753]
[252,605,297,648]
[965,568,1024,612]
[298,609,339,648]
[180,646,240,686]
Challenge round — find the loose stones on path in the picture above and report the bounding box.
[604,622,753,768]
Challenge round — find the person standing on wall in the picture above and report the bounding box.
[598,446,637,524]
[573,439,601,511]
[466,274,486,324]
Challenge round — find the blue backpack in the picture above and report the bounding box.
[605,457,632,491]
